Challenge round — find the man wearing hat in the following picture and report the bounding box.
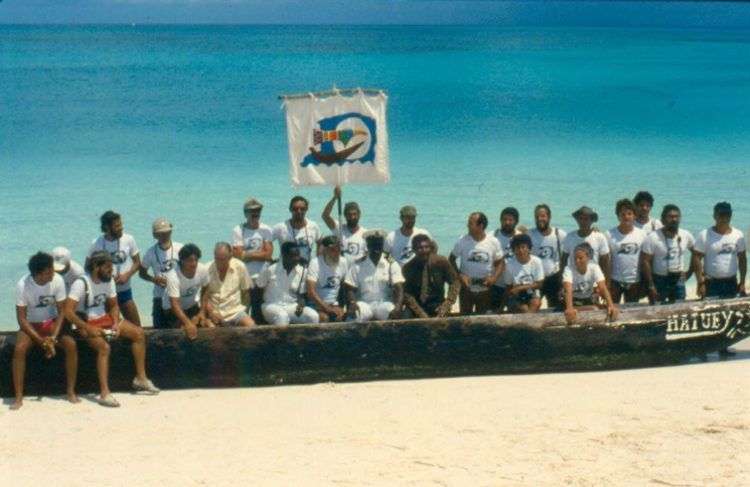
[306,235,350,322]
[384,205,432,267]
[232,197,273,323]
[322,186,367,261]
[561,206,610,283]
[345,229,405,321]
[139,217,183,328]
[53,246,85,292]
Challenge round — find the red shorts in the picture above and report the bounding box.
[88,315,116,329]
[30,319,55,337]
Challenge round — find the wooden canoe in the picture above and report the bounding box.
[1,297,749,397]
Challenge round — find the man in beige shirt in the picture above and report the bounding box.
[203,242,255,327]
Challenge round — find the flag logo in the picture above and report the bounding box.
[303,112,376,167]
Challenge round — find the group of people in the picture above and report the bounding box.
[12,189,747,409]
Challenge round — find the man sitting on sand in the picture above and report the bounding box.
[402,234,460,318]
[306,235,350,323]
[257,242,319,325]
[322,186,367,261]
[204,242,255,327]
[65,250,159,407]
[12,252,79,410]
[562,243,618,325]
[501,234,544,313]
[345,229,405,322]
[162,243,211,340]
[385,205,432,267]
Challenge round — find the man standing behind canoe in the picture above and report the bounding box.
[606,199,647,303]
[162,244,211,340]
[12,252,78,410]
[322,186,367,262]
[139,218,183,329]
[641,204,695,304]
[633,191,663,235]
[204,242,255,327]
[345,229,405,321]
[232,198,273,324]
[65,250,159,407]
[402,234,460,318]
[529,204,567,310]
[561,206,610,282]
[273,196,321,265]
[306,235,349,323]
[52,246,84,292]
[89,210,142,326]
[492,207,523,311]
[384,205,432,267]
[449,212,504,314]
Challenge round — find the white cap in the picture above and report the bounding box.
[52,246,71,272]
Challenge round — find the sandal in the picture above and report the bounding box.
[98,394,120,408]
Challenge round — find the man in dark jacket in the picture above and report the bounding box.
[402,234,461,317]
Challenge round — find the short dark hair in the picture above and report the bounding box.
[714,201,732,216]
[470,211,488,230]
[633,191,654,206]
[320,235,339,248]
[28,251,54,276]
[534,204,551,218]
[574,242,594,259]
[86,250,112,273]
[510,234,532,250]
[179,243,202,262]
[343,201,360,213]
[289,195,309,211]
[615,198,636,216]
[500,207,519,223]
[411,233,431,249]
[100,210,121,233]
[661,204,681,219]
[280,241,299,257]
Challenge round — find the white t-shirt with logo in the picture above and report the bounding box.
[232,223,273,278]
[385,227,432,266]
[606,227,646,284]
[15,273,66,323]
[162,263,210,311]
[59,260,85,292]
[88,234,140,292]
[257,262,307,306]
[451,234,503,279]
[494,229,522,263]
[272,219,321,263]
[635,218,663,235]
[345,256,405,303]
[68,275,117,320]
[333,222,367,262]
[563,263,606,300]
[642,228,695,276]
[562,231,610,268]
[141,242,184,299]
[694,227,747,279]
[502,255,545,288]
[307,256,349,304]
[529,227,567,276]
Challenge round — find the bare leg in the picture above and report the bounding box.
[87,336,111,397]
[116,320,147,381]
[527,298,542,313]
[609,283,623,304]
[59,335,80,403]
[237,315,255,327]
[120,299,142,327]
[11,331,33,410]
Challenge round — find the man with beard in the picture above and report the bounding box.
[65,250,159,407]
[257,242,319,325]
[273,195,321,264]
[306,235,349,323]
[402,234,461,318]
[384,205,432,267]
[529,204,567,309]
[139,218,183,329]
[492,207,523,311]
[641,204,695,304]
[345,229,405,321]
[322,185,367,262]
[561,206,610,282]
[232,198,273,324]
[89,210,142,326]
[633,191,663,235]
[606,199,647,303]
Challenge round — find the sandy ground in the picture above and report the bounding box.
[2,338,748,487]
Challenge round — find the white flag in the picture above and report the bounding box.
[283,90,389,186]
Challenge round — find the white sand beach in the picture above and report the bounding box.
[3,339,748,487]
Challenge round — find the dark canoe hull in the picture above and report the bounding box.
[2,298,749,397]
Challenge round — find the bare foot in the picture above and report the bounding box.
[67,393,81,404]
[10,399,23,410]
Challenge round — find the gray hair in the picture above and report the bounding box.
[214,242,232,255]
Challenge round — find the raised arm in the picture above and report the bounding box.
[321,186,341,231]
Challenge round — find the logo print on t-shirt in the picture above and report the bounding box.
[36,295,56,308]
[518,272,534,285]
[183,286,199,297]
[400,246,414,261]
[92,293,108,306]
[160,260,176,273]
[538,246,554,259]
[345,242,360,256]
[248,237,262,251]
[324,276,340,289]
[111,250,127,265]
[719,243,736,255]
[618,243,640,255]
[467,250,490,263]
[575,281,592,294]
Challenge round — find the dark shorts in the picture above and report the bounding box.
[506,290,539,309]
[116,288,134,306]
[653,274,686,304]
[706,277,738,299]
[164,305,201,328]
[541,273,562,309]
[152,298,167,329]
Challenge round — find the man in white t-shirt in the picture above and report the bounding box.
[257,242,319,325]
[384,205,432,267]
[346,229,405,322]
[694,202,747,301]
[606,199,647,304]
[52,246,84,292]
[633,191,663,235]
[162,244,211,339]
[449,212,504,314]
[65,250,159,408]
[139,218,183,329]
[561,206,610,282]
[562,242,618,325]
[322,186,367,262]
[12,252,78,410]
[89,210,142,326]
[272,195,321,264]
[641,204,695,304]
[502,234,545,313]
[232,198,273,324]
[529,204,567,310]
[491,207,523,311]
[306,235,350,322]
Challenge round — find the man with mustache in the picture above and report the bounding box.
[529,204,567,309]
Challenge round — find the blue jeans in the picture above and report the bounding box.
[653,274,686,304]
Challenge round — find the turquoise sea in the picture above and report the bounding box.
[2,23,750,329]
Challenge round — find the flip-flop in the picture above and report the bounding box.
[98,394,120,408]
[132,377,160,394]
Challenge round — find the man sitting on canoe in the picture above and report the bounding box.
[322,186,367,262]
[204,242,255,327]
[501,234,545,313]
[606,199,646,304]
[65,250,159,407]
[562,243,618,325]
[384,205,432,267]
[12,252,79,410]
[402,234,460,318]
[345,229,405,321]
[257,242,319,325]
[306,235,349,322]
[162,243,211,340]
